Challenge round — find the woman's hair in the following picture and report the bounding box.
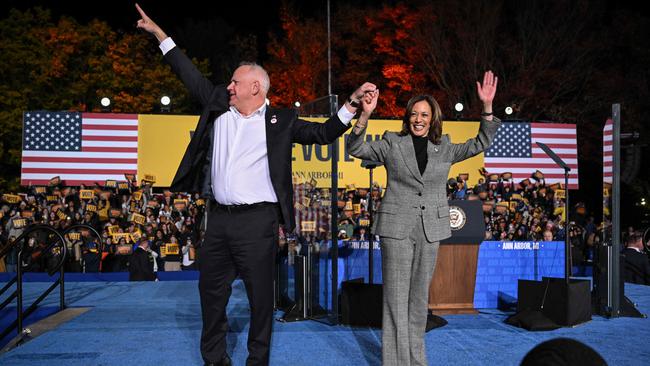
[398,95,443,144]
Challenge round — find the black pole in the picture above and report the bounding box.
[16,248,23,335]
[60,262,65,310]
[368,167,374,284]
[565,168,570,284]
[329,94,339,324]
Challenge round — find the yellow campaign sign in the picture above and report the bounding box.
[138,114,485,189]
[138,114,200,187]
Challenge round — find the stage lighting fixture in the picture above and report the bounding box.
[505,106,513,115]
[100,97,111,112]
[160,96,171,113]
[454,103,464,112]
[294,101,301,108]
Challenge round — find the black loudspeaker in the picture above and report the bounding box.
[340,279,382,328]
[515,277,591,328]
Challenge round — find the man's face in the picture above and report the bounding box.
[227,66,259,110]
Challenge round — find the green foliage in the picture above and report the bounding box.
[0,7,210,192]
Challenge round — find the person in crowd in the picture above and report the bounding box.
[135,4,375,365]
[623,231,650,285]
[346,71,500,365]
[543,229,554,242]
[81,240,101,273]
[129,239,157,281]
[163,235,182,272]
[181,237,196,270]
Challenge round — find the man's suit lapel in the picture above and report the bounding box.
[398,135,424,185]
[264,107,279,162]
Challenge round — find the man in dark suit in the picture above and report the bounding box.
[128,240,156,281]
[136,5,375,365]
[623,231,650,285]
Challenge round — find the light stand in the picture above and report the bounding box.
[536,141,571,283]
[361,160,383,284]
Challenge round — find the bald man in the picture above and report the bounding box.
[136,4,375,366]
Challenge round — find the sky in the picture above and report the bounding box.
[1,0,309,43]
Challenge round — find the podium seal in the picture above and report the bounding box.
[449,206,466,231]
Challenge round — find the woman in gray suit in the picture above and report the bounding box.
[347,71,500,366]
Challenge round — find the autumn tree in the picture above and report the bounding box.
[0,7,209,191]
[265,4,330,108]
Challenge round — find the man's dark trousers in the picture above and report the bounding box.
[198,202,279,366]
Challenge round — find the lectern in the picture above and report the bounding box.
[428,200,484,315]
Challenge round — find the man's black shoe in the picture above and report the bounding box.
[204,355,231,366]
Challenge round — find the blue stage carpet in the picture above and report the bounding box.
[0,280,648,365]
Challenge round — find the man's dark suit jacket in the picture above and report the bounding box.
[623,248,650,285]
[129,247,156,281]
[164,47,350,231]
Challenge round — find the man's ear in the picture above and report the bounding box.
[252,80,261,95]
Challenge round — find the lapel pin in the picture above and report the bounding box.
[434,147,439,152]
[271,115,277,124]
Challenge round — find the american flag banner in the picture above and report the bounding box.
[484,122,579,189]
[21,111,138,186]
[603,118,613,183]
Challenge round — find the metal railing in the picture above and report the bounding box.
[0,223,101,344]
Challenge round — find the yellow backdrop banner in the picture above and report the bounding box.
[138,114,199,187]
[137,115,484,189]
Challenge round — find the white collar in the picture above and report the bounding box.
[230,103,266,119]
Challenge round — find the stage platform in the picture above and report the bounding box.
[0,279,648,365]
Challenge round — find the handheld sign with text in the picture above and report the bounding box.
[12,218,28,229]
[67,232,81,241]
[129,201,139,213]
[131,230,142,242]
[86,204,97,213]
[301,221,316,232]
[112,233,132,244]
[56,210,67,220]
[34,186,47,194]
[132,190,143,201]
[80,190,95,200]
[49,176,61,186]
[174,199,188,211]
[117,182,129,191]
[130,213,146,226]
[142,174,156,184]
[164,243,180,255]
[107,225,120,236]
[105,180,117,188]
[109,208,122,218]
[3,194,22,204]
[124,173,135,182]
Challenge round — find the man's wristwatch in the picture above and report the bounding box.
[348,97,360,108]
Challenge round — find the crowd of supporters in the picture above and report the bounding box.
[0,169,647,283]
[0,179,201,276]
[293,170,600,270]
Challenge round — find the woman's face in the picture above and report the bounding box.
[409,100,432,137]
